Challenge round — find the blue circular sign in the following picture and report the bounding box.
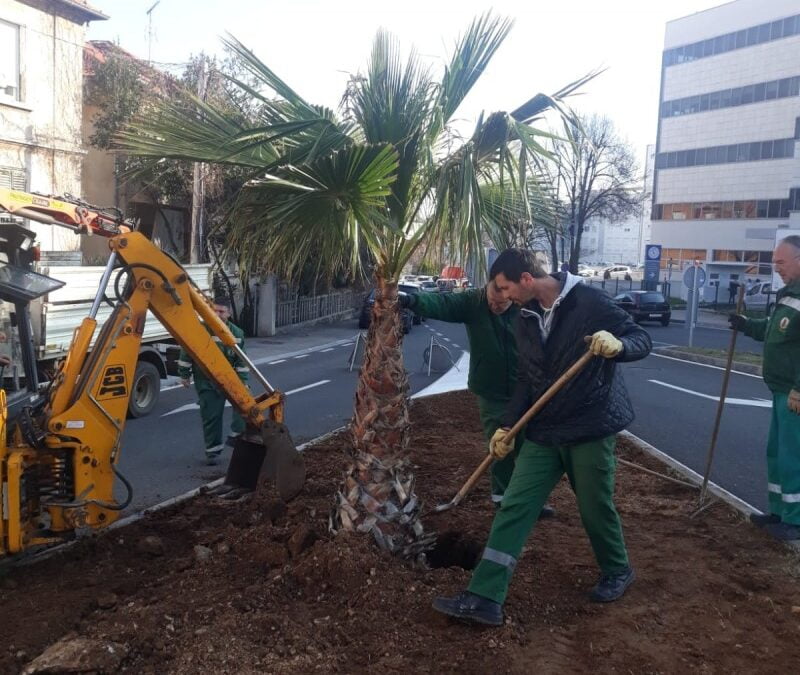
[646,245,661,260]
[683,266,706,289]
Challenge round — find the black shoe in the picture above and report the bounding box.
[432,591,503,626]
[749,512,780,527]
[590,567,636,603]
[763,523,800,541]
[539,505,556,520]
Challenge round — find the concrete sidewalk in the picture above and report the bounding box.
[244,319,363,364]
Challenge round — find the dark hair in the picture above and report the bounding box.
[780,235,800,251]
[489,248,547,282]
[213,295,231,308]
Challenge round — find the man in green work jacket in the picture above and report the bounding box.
[400,282,554,517]
[729,234,800,541]
[178,296,249,464]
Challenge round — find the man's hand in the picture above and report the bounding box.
[788,389,800,415]
[0,354,10,367]
[728,314,748,331]
[589,330,623,358]
[397,292,415,310]
[180,378,191,388]
[489,427,513,459]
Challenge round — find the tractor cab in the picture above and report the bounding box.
[0,222,64,421]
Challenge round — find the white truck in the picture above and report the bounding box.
[28,262,213,417]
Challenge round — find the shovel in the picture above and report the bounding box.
[432,345,596,514]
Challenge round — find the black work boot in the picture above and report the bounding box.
[763,522,800,541]
[432,591,504,626]
[749,512,780,527]
[539,505,556,519]
[589,567,636,603]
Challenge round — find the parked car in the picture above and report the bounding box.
[744,280,773,308]
[613,291,671,326]
[603,265,633,280]
[577,264,595,277]
[359,289,414,332]
[419,281,439,293]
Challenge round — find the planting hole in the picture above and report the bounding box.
[426,530,482,570]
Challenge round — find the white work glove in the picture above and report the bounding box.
[589,330,623,359]
[489,427,513,459]
[788,389,800,415]
[180,378,191,388]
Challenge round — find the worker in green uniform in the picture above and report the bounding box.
[729,235,800,541]
[178,296,249,464]
[399,282,554,518]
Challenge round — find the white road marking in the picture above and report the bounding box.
[443,337,451,342]
[435,332,443,336]
[453,343,461,348]
[648,379,771,408]
[293,354,308,359]
[268,359,287,365]
[649,352,762,379]
[285,379,331,395]
[161,379,332,417]
[321,348,335,352]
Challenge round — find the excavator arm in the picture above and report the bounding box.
[0,190,304,556]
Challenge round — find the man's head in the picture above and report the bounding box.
[213,296,231,321]
[486,281,512,315]
[773,236,800,285]
[489,248,548,304]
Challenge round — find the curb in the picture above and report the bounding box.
[653,346,763,376]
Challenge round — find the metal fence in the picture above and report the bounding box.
[583,278,672,297]
[276,289,361,328]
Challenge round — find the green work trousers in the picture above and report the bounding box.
[469,435,629,604]
[476,396,522,504]
[197,385,245,452]
[767,393,800,525]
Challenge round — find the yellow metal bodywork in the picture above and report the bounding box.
[0,227,285,555]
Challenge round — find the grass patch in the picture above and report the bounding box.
[676,346,763,366]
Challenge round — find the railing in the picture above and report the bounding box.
[582,278,671,296]
[276,289,361,328]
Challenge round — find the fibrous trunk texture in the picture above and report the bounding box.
[331,278,433,560]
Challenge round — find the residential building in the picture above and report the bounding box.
[651,0,800,299]
[0,0,106,252]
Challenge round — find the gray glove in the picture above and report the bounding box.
[728,314,747,331]
[398,292,416,310]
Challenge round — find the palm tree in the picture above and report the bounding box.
[116,14,591,558]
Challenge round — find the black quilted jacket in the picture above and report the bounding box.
[501,274,652,446]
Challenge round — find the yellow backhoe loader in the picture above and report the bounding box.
[0,188,304,556]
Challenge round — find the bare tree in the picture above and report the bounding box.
[552,114,641,272]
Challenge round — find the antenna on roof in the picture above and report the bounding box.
[146,0,161,65]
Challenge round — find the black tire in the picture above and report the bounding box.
[413,314,421,325]
[660,316,670,326]
[128,361,160,418]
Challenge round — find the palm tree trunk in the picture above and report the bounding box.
[331,277,433,559]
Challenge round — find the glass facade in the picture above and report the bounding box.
[661,76,800,118]
[663,14,800,67]
[656,138,795,170]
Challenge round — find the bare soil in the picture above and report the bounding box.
[2,390,799,674]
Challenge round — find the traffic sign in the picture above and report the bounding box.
[644,245,661,282]
[683,265,706,289]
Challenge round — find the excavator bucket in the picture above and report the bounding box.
[222,420,305,502]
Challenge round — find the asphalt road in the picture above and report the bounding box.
[116,318,468,513]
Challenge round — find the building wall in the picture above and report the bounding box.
[652,0,800,294]
[0,0,93,251]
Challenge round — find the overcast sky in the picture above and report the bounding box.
[88,0,724,169]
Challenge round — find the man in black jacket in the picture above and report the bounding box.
[433,248,652,627]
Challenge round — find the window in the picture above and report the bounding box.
[761,140,773,159]
[765,80,778,99]
[779,77,792,97]
[0,20,20,102]
[768,200,780,218]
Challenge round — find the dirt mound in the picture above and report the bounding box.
[1,390,799,673]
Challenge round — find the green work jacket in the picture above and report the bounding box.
[743,281,800,394]
[177,320,248,392]
[411,288,518,402]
